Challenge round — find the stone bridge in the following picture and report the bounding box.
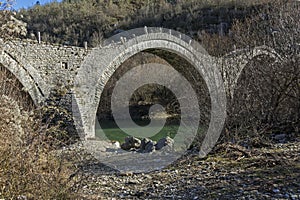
[0,28,282,139]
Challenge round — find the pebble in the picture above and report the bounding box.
[291,194,299,200]
[127,179,139,185]
[273,188,280,193]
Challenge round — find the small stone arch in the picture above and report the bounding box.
[220,45,282,97]
[0,50,45,105]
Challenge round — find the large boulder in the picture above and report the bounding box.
[155,136,174,151]
[144,141,156,153]
[121,136,141,150]
[140,138,151,149]
[120,136,174,153]
[137,138,156,153]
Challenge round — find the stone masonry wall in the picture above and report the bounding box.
[0,38,89,101]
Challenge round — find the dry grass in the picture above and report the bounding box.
[0,69,79,199]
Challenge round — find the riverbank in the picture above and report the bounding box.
[70,140,300,199]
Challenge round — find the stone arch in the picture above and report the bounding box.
[75,28,226,157]
[0,50,45,105]
[221,45,282,97]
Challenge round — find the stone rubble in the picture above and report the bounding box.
[120,136,174,153]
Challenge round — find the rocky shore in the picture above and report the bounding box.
[64,140,300,199]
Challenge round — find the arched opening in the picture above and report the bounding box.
[74,30,227,172]
[228,54,299,144]
[96,49,211,145]
[0,65,35,110]
[75,29,227,160]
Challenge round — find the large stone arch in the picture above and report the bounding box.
[220,45,282,97]
[0,50,45,105]
[74,27,226,155]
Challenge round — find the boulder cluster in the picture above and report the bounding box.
[120,136,174,153]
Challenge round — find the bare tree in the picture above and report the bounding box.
[227,0,299,143]
[0,0,27,38]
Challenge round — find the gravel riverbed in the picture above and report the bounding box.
[66,141,300,199]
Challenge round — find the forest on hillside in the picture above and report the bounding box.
[16,0,267,47]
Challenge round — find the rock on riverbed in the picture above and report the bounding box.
[120,136,174,153]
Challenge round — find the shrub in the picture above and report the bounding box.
[0,69,79,199]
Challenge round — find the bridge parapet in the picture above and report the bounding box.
[0,38,89,103]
